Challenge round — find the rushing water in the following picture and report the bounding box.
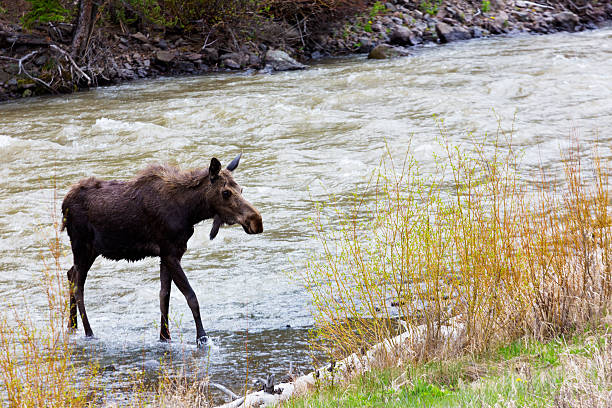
[1,27,611,402]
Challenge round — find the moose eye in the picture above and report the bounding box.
[222,190,231,199]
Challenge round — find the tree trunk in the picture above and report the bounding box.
[71,0,97,58]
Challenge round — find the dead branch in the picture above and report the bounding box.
[17,51,56,92]
[50,44,91,85]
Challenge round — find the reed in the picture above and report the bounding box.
[303,124,611,364]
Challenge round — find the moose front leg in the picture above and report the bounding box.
[161,255,207,347]
[159,263,172,342]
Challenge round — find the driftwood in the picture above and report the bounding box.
[515,1,554,9]
[215,317,463,408]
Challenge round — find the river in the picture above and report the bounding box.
[0,27,611,402]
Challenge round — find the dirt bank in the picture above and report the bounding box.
[1,0,610,102]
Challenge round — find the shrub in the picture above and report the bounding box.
[303,124,611,362]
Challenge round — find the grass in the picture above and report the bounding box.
[287,327,612,407]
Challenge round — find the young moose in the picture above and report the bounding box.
[61,155,263,346]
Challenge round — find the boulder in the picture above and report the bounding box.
[248,53,261,67]
[202,47,218,63]
[186,53,202,61]
[553,11,580,30]
[155,50,175,63]
[435,22,472,43]
[356,37,374,53]
[367,44,409,59]
[264,50,306,71]
[390,26,418,46]
[223,59,241,70]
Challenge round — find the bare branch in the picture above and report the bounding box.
[17,51,56,92]
[50,44,91,85]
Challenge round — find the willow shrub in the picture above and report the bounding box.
[304,127,611,362]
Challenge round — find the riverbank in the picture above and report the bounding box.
[1,0,611,102]
[284,324,612,407]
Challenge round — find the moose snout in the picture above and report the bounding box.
[246,212,263,234]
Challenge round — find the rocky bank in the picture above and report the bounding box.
[1,0,611,102]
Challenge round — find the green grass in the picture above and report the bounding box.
[286,328,611,407]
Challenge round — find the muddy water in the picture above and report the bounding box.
[1,28,611,401]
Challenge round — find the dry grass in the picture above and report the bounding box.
[555,331,612,408]
[304,124,611,365]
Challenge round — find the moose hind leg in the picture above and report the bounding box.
[67,266,78,330]
[73,251,97,338]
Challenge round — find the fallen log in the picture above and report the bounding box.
[215,316,463,408]
[0,32,51,46]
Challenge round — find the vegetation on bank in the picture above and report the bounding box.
[300,124,610,403]
[287,327,612,407]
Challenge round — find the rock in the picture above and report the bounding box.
[202,47,218,62]
[176,61,195,72]
[118,69,135,79]
[155,50,175,63]
[390,26,414,46]
[371,22,384,33]
[471,26,484,38]
[367,44,409,59]
[553,11,580,30]
[187,53,202,61]
[264,49,306,71]
[489,0,506,9]
[356,37,373,53]
[220,52,241,61]
[157,39,168,50]
[435,22,472,43]
[0,70,10,83]
[132,32,148,43]
[224,59,241,69]
[34,54,48,66]
[248,53,261,67]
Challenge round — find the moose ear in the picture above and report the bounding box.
[209,157,221,182]
[226,153,242,172]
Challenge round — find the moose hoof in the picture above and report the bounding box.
[196,335,208,348]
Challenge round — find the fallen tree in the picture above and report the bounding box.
[215,317,463,408]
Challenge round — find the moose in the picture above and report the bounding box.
[61,154,263,346]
